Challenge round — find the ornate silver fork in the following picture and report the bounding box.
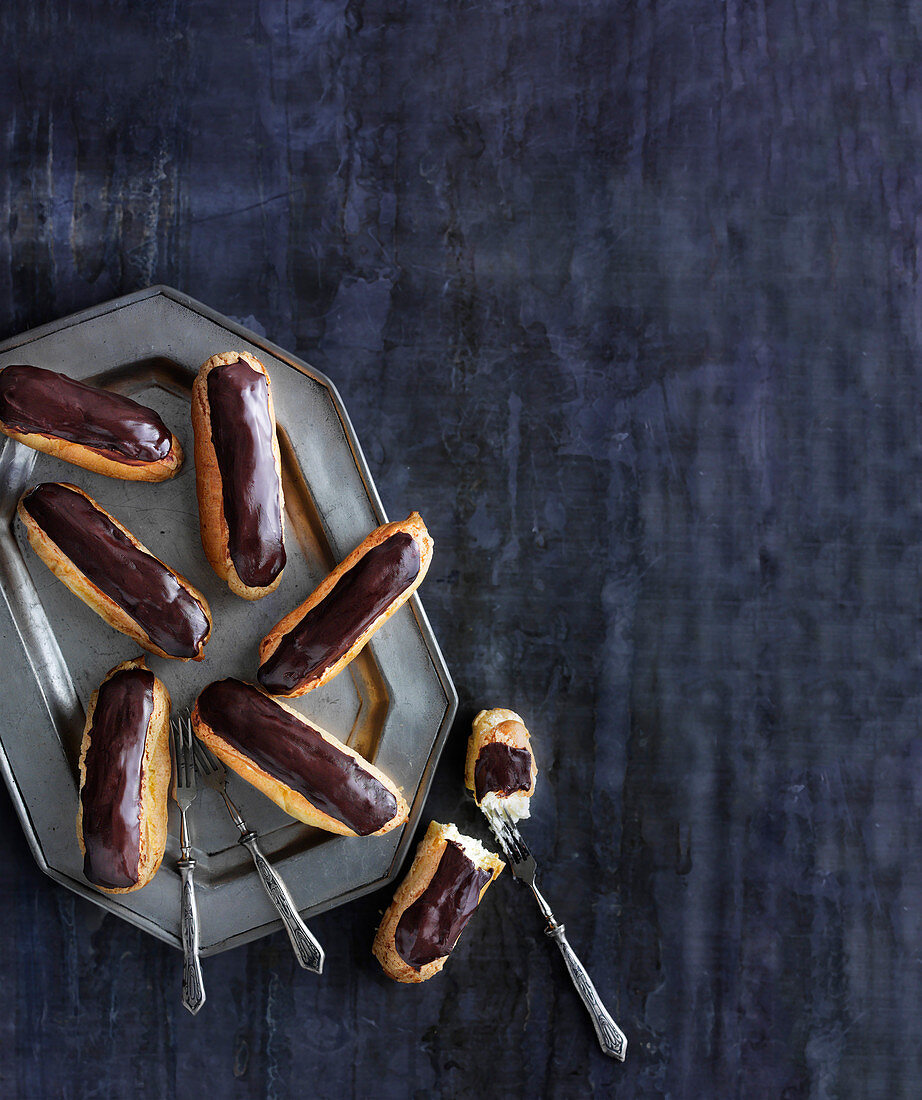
[484,805,627,1061]
[190,729,324,974]
[169,715,205,1015]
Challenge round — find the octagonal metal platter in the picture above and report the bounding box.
[0,286,456,955]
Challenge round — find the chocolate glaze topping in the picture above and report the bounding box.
[196,679,398,835]
[474,743,533,802]
[258,531,420,694]
[81,667,154,889]
[394,841,491,970]
[22,483,210,659]
[0,364,172,464]
[206,359,286,587]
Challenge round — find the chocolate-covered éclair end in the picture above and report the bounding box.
[0,364,173,464]
[21,483,210,659]
[80,666,154,889]
[195,679,399,836]
[393,841,491,970]
[474,743,534,802]
[206,358,286,588]
[258,531,421,695]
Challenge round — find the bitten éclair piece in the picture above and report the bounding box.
[77,656,171,893]
[257,513,433,697]
[192,351,286,599]
[0,364,183,481]
[373,821,504,983]
[18,482,212,660]
[192,678,409,837]
[465,708,537,822]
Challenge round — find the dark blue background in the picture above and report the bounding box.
[1,1,919,1097]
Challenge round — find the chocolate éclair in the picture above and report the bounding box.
[464,708,537,821]
[257,513,433,697]
[373,821,504,983]
[192,351,286,600]
[77,656,171,893]
[0,364,183,481]
[192,678,409,837]
[18,482,212,660]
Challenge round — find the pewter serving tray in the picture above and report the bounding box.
[0,286,456,955]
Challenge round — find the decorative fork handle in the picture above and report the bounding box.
[532,884,627,1061]
[178,854,205,1014]
[547,922,627,1060]
[239,832,325,973]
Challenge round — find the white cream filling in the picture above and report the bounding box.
[440,822,498,867]
[480,789,532,821]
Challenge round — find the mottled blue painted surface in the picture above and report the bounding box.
[1,1,920,1097]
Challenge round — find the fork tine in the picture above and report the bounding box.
[500,809,530,862]
[192,740,216,773]
[486,810,517,863]
[500,805,521,838]
[505,828,524,864]
[171,716,181,769]
[171,720,183,785]
[187,728,197,785]
[169,719,179,780]
[180,727,190,788]
[197,737,220,767]
[173,712,194,788]
[491,826,513,863]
